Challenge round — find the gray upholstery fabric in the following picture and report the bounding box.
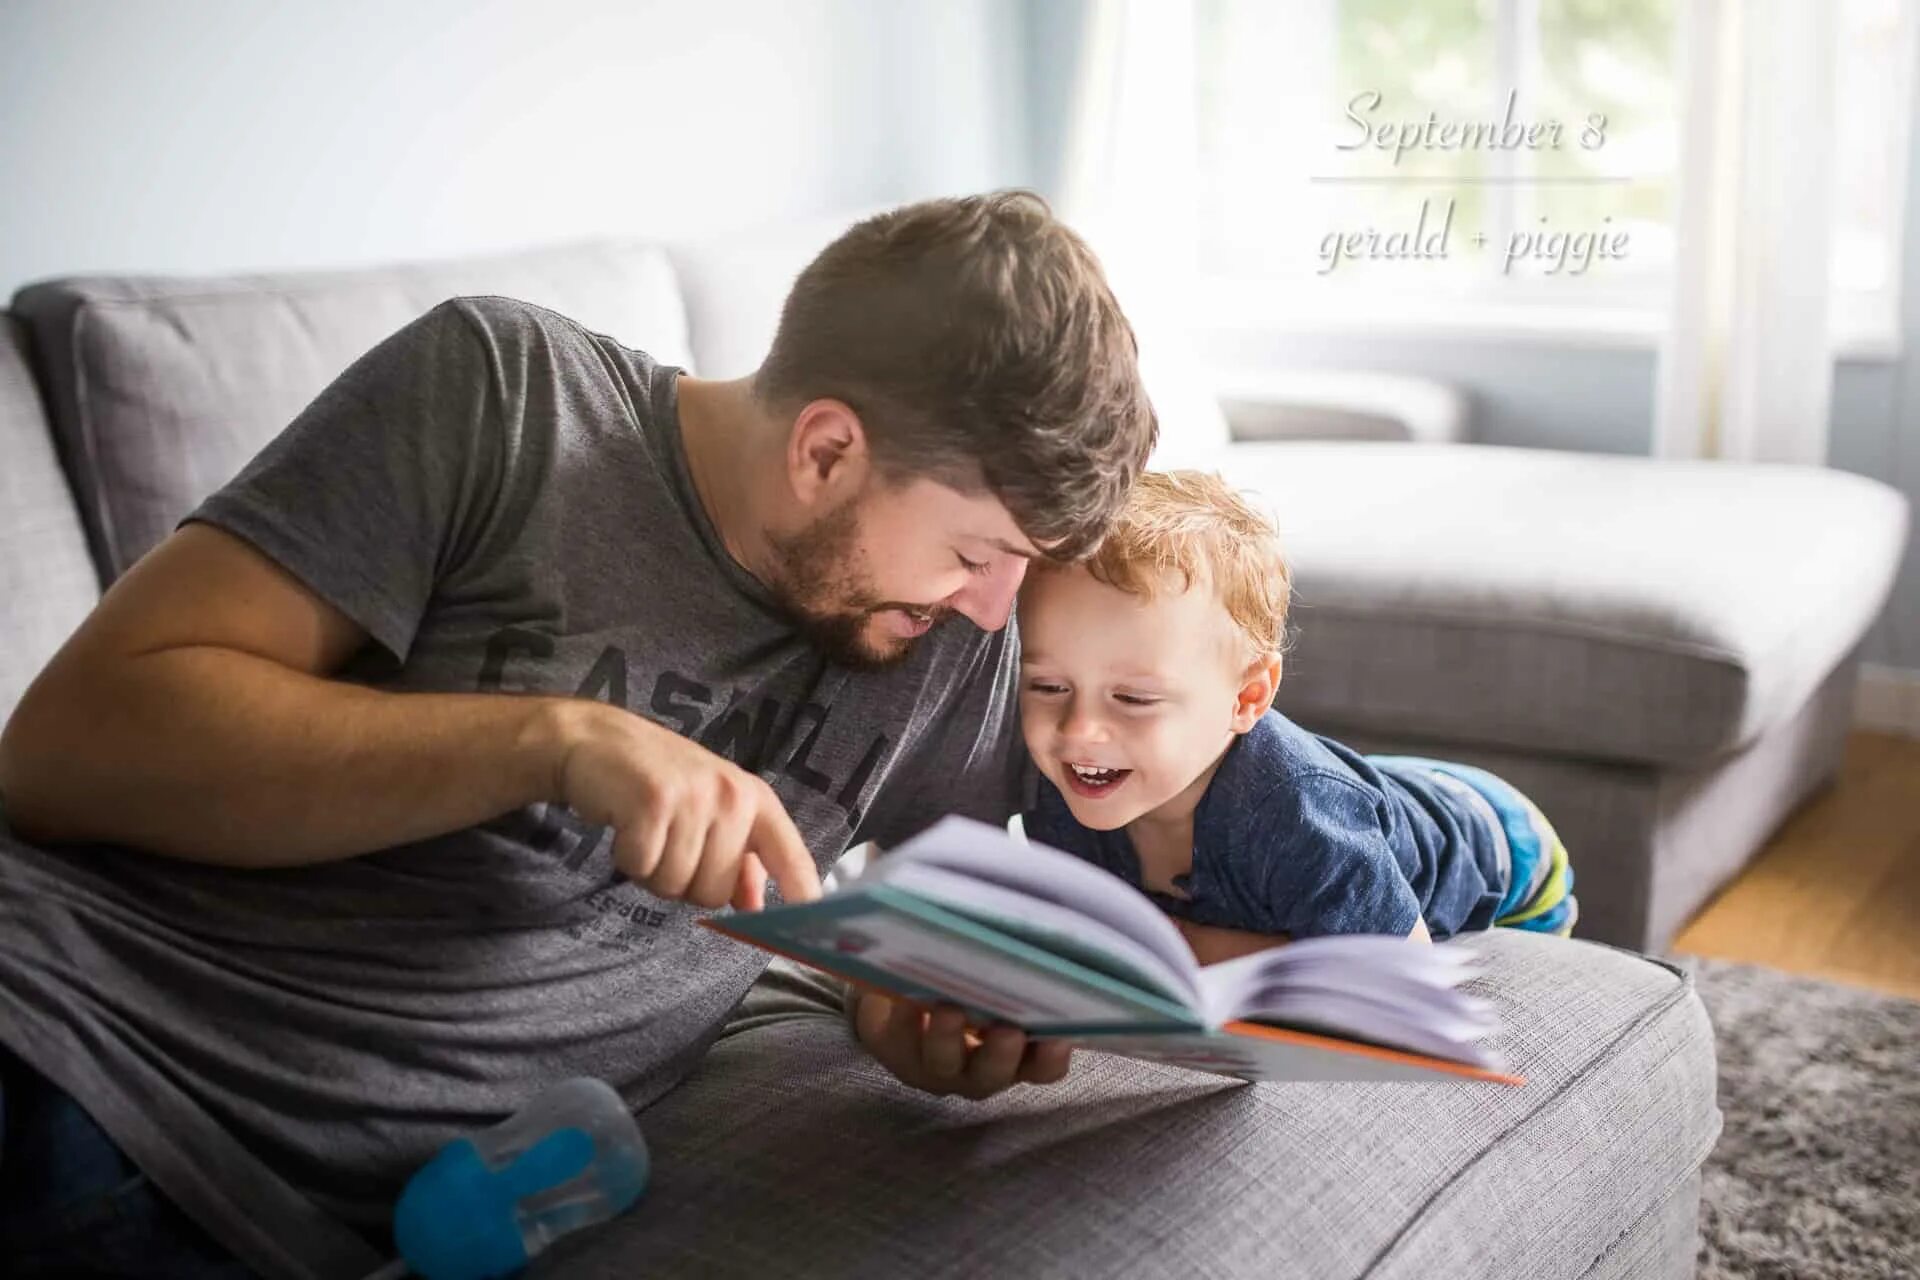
[539,933,1719,1280]
[1647,648,1857,950]
[1583,1173,1702,1280]
[0,315,98,725]
[10,241,694,583]
[666,213,863,379]
[1236,441,1908,769]
[1324,647,1856,953]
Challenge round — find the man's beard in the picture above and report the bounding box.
[765,499,948,672]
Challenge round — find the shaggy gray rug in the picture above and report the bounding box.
[1691,959,1920,1279]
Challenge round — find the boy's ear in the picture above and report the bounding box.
[1231,651,1284,733]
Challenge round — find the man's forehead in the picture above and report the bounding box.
[981,534,1043,560]
[922,482,1051,558]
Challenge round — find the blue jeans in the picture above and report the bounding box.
[0,1045,256,1278]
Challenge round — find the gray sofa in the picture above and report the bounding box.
[0,234,1740,1278]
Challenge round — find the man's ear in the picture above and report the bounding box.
[1230,650,1284,734]
[786,398,869,506]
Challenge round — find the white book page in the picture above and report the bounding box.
[872,816,1200,991]
[1236,982,1497,1043]
[817,909,1182,1025]
[1196,934,1476,1015]
[867,820,1502,1068]
[1226,995,1502,1069]
[876,861,1200,1008]
[1195,935,1498,1065]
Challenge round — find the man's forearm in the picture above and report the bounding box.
[0,644,581,865]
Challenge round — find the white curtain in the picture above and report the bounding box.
[1058,0,1199,280]
[1055,0,1230,471]
[1654,0,1840,465]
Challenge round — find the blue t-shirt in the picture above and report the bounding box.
[1022,710,1507,940]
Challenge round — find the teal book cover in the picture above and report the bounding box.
[702,886,1206,1037]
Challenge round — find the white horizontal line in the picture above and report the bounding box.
[1308,176,1635,185]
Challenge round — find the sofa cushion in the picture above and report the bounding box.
[1240,441,1909,767]
[11,241,692,582]
[541,931,1719,1279]
[667,213,863,380]
[0,315,99,726]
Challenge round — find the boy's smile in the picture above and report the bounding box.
[1062,762,1131,795]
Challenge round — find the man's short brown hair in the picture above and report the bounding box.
[755,190,1157,561]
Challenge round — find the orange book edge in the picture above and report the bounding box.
[700,917,1525,1086]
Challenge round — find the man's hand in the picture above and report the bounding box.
[550,700,822,910]
[850,990,1073,1100]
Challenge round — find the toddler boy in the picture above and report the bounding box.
[1017,471,1576,950]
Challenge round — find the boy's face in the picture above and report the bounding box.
[1017,565,1270,832]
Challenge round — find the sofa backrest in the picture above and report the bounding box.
[0,313,100,724]
[11,240,694,585]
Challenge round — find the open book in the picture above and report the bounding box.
[701,815,1520,1085]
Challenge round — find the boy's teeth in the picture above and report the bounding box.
[1069,764,1120,782]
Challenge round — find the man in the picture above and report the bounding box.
[0,191,1157,1278]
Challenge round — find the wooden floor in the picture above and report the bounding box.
[1672,731,1920,999]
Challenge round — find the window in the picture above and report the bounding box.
[1193,0,1911,350]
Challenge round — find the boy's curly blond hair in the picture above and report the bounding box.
[1039,470,1292,660]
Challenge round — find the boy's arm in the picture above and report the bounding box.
[1174,917,1290,965]
[1170,914,1428,965]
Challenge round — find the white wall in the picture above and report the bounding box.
[0,0,1028,293]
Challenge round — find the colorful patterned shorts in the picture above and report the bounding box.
[1366,756,1579,937]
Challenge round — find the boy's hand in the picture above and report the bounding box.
[850,990,1073,1099]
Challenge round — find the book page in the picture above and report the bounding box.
[876,816,1199,986]
[1195,935,1500,1068]
[873,861,1199,1007]
[707,891,1201,1034]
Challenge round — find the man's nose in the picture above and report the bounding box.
[948,556,1028,632]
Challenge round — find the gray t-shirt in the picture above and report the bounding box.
[0,297,1030,1280]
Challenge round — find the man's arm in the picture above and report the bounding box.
[0,523,819,905]
[2,298,818,903]
[0,523,562,863]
